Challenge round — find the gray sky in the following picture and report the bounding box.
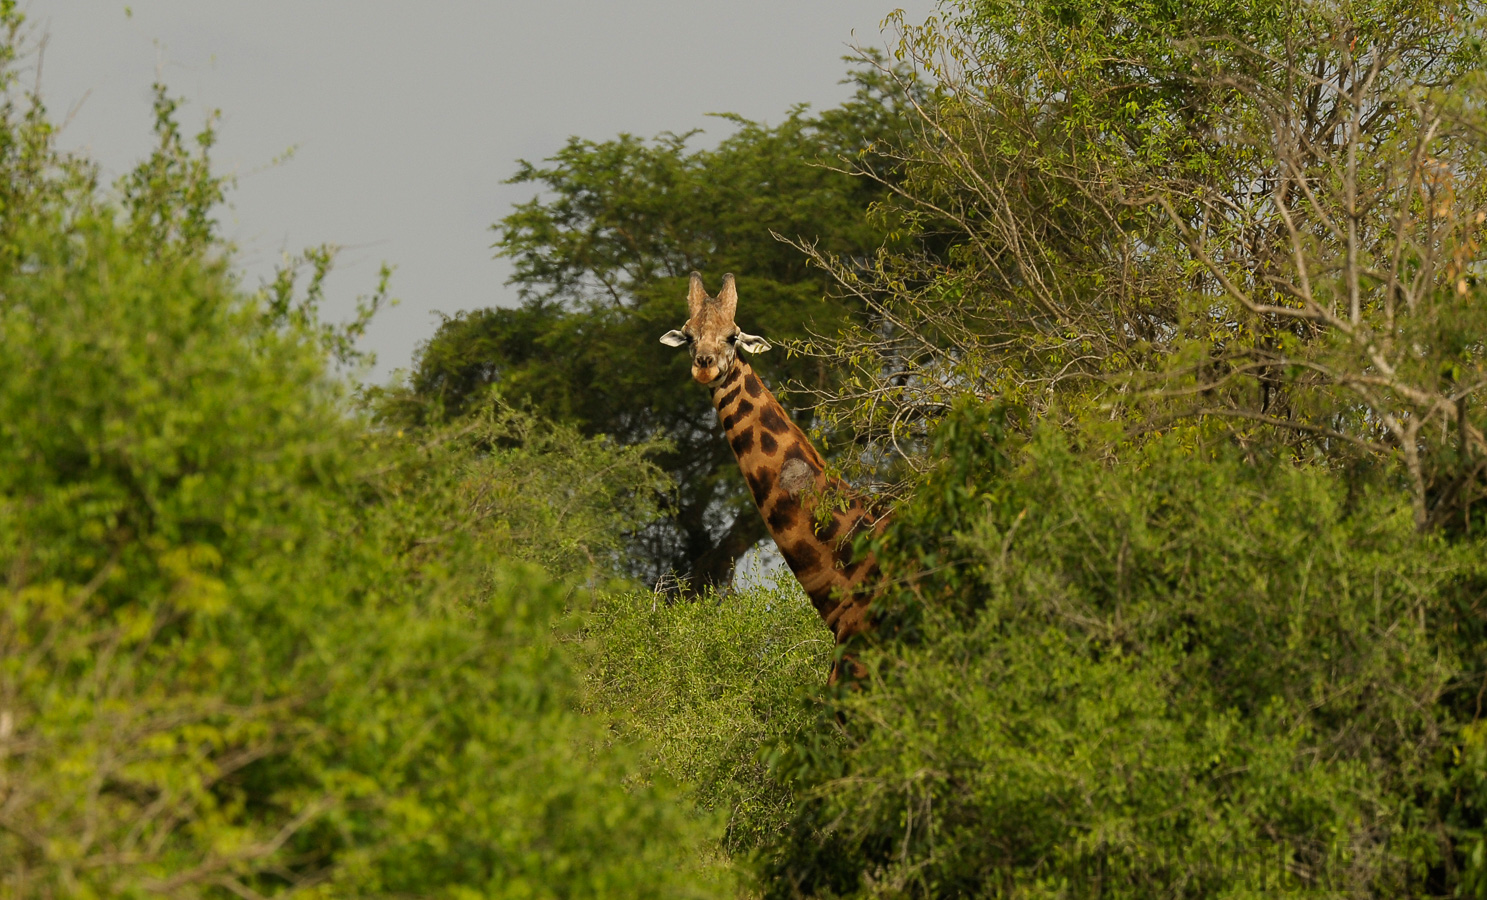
[23,1,937,381]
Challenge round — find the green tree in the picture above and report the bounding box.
[407,62,926,589]
[807,0,1487,528]
[0,11,729,896]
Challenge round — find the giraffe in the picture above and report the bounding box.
[660,272,887,680]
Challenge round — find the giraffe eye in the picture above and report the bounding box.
[727,333,738,344]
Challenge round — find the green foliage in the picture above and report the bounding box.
[407,62,928,589]
[119,83,229,259]
[579,577,830,854]
[762,404,1487,897]
[0,20,729,898]
[0,10,98,275]
[376,398,674,581]
[813,0,1487,524]
[1456,722,1487,899]
[15,4,1487,898]
[263,243,395,370]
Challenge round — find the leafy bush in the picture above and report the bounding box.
[580,576,830,857]
[368,397,672,583]
[762,404,1487,897]
[0,16,729,895]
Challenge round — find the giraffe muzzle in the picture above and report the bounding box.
[691,352,728,385]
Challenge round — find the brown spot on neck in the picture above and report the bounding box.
[766,498,798,532]
[745,468,774,505]
[757,405,789,434]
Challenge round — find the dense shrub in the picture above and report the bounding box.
[580,577,829,855]
[760,404,1487,897]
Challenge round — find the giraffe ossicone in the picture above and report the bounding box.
[659,271,886,682]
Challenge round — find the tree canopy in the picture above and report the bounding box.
[404,63,926,589]
[555,1,1487,894]
[804,0,1487,529]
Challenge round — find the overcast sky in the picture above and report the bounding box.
[22,1,937,381]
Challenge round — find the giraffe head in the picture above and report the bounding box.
[659,272,772,385]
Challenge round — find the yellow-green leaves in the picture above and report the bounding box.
[0,26,730,897]
[158,544,228,616]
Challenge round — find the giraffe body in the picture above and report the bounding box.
[661,272,885,672]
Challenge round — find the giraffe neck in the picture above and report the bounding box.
[709,360,882,642]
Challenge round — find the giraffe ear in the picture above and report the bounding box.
[687,272,708,317]
[736,331,771,354]
[659,329,690,348]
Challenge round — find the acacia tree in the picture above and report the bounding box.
[409,63,926,589]
[806,0,1487,528]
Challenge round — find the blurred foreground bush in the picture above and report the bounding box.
[0,10,728,895]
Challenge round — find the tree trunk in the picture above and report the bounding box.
[685,510,768,592]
